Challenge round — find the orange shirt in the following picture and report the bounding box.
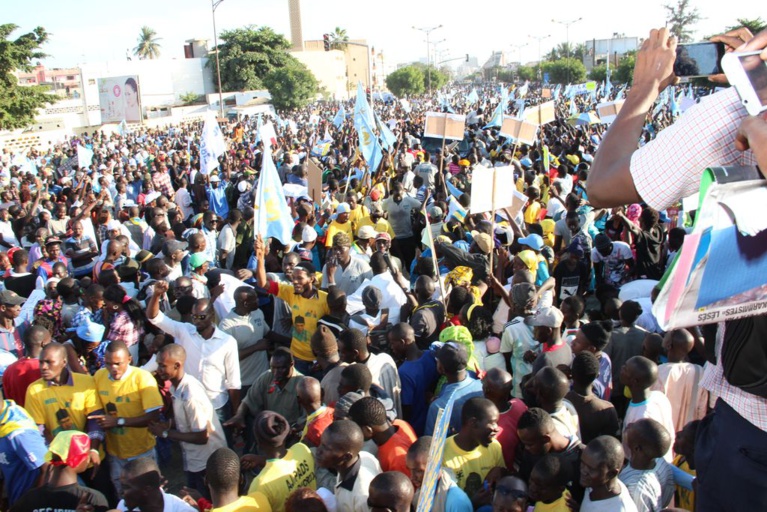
[302,406,335,447]
[378,419,417,476]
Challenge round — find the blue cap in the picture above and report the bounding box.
[76,321,105,343]
[518,234,544,251]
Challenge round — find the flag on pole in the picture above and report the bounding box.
[77,144,94,169]
[517,82,529,98]
[553,84,562,101]
[376,112,397,151]
[254,144,294,245]
[200,114,226,174]
[484,87,508,129]
[333,106,346,128]
[467,88,479,105]
[568,98,578,117]
[353,82,375,136]
[615,86,626,100]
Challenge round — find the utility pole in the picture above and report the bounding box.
[552,17,582,83]
[212,0,225,118]
[528,35,551,82]
[413,25,443,94]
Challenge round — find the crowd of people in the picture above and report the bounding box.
[0,25,764,512]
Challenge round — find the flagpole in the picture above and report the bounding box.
[423,206,447,306]
[439,114,449,199]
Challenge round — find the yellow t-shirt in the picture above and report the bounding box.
[24,373,105,460]
[276,282,330,362]
[93,366,164,459]
[357,216,396,238]
[324,220,354,248]
[673,455,695,511]
[524,202,541,225]
[348,205,369,234]
[442,435,505,496]
[534,490,572,511]
[211,493,271,512]
[247,443,316,512]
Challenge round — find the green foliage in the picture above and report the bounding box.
[545,43,589,62]
[614,53,636,84]
[725,18,767,35]
[517,65,536,82]
[541,58,586,84]
[386,66,424,97]
[411,63,448,90]
[134,26,161,60]
[589,64,608,82]
[329,27,349,50]
[210,25,293,93]
[664,0,702,42]
[263,59,319,110]
[0,24,55,131]
[179,91,203,105]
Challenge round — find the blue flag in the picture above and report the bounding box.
[354,82,375,136]
[484,87,508,129]
[569,98,578,117]
[376,113,397,151]
[333,106,346,129]
[254,144,294,245]
[553,84,562,101]
[467,88,479,105]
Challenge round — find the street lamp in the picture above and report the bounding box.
[413,25,443,94]
[212,0,225,118]
[528,35,551,81]
[552,17,583,82]
[508,43,528,81]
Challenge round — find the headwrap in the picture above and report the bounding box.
[516,250,538,274]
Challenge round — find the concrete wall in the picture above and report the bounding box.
[291,50,348,100]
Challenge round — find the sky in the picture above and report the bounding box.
[6,0,764,70]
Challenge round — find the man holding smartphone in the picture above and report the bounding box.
[589,25,767,512]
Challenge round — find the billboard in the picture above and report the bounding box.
[98,75,142,123]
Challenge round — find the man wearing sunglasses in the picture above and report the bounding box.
[492,476,530,512]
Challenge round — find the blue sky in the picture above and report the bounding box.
[6,0,764,69]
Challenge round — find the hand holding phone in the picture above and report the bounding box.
[722,51,767,116]
[674,42,725,78]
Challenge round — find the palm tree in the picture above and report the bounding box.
[133,26,162,60]
[330,27,349,51]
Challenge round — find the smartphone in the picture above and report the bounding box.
[722,51,767,116]
[674,42,725,78]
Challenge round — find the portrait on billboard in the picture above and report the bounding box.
[98,75,142,123]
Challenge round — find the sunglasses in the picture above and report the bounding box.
[494,486,529,500]
[192,313,209,320]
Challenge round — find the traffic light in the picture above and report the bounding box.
[323,34,330,51]
[466,54,469,62]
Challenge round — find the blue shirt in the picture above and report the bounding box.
[399,352,440,436]
[0,419,47,504]
[446,485,474,512]
[207,185,229,219]
[424,376,484,436]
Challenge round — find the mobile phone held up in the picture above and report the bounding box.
[674,42,725,78]
[722,51,767,117]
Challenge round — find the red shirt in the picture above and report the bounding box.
[496,399,528,470]
[303,406,335,447]
[2,358,41,407]
[378,419,418,476]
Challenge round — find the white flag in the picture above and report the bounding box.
[77,145,94,169]
[200,115,226,175]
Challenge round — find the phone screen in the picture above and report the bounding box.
[674,43,724,77]
[739,53,767,108]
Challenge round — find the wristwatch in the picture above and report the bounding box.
[161,430,169,439]
[117,417,126,427]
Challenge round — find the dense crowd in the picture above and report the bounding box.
[0,25,764,512]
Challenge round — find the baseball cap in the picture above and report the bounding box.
[437,342,469,373]
[530,307,564,328]
[428,206,443,219]
[106,220,121,231]
[162,239,188,257]
[144,191,161,204]
[361,286,383,310]
[473,232,493,254]
[135,250,154,265]
[518,234,544,252]
[45,431,91,468]
[189,252,208,269]
[357,225,377,240]
[237,181,250,193]
[594,233,613,252]
[121,199,138,209]
[375,232,392,242]
[0,290,26,306]
[209,175,221,183]
[76,320,106,343]
[370,189,382,201]
[336,202,350,214]
[44,236,62,247]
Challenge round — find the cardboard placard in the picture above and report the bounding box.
[423,112,467,141]
[523,101,556,125]
[499,116,539,145]
[596,101,625,124]
[542,88,552,98]
[470,165,516,214]
[307,159,324,203]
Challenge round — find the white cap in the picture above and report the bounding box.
[107,220,121,231]
[237,180,250,193]
[209,175,221,183]
[302,225,318,243]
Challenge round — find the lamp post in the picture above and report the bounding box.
[508,43,528,81]
[528,35,551,82]
[413,25,443,94]
[552,17,583,83]
[212,0,225,118]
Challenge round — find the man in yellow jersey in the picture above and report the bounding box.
[25,341,115,504]
[90,340,163,494]
[207,447,271,511]
[247,411,316,512]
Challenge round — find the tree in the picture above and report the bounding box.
[516,65,536,82]
[385,66,424,97]
[211,26,294,92]
[725,18,766,34]
[0,24,55,131]
[411,63,448,91]
[614,52,636,84]
[133,26,161,60]
[263,59,318,110]
[545,43,587,63]
[541,58,586,84]
[664,0,702,42]
[589,64,608,82]
[329,27,349,50]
